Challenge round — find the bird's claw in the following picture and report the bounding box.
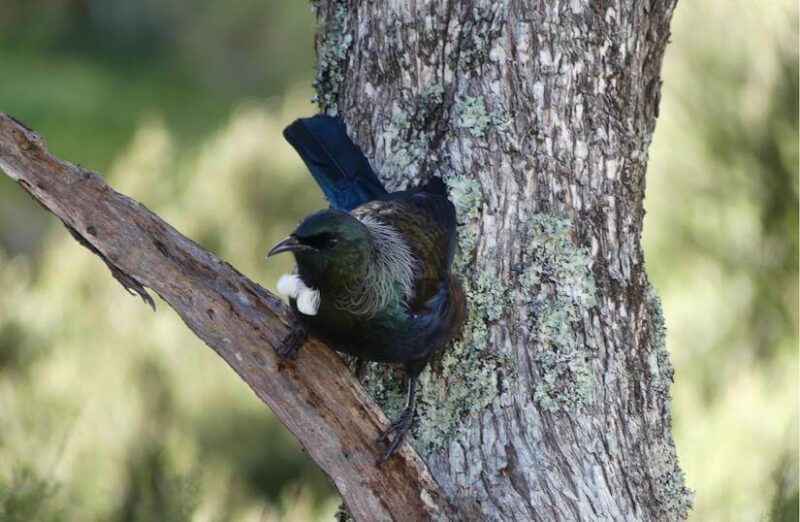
[354,358,368,383]
[277,323,306,365]
[377,415,407,441]
[376,409,413,463]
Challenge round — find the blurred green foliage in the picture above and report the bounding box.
[0,466,60,522]
[0,0,797,520]
[0,2,338,520]
[644,0,798,519]
[0,0,315,257]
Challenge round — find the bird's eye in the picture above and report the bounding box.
[304,233,339,250]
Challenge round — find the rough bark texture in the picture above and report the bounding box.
[0,113,454,521]
[312,0,692,520]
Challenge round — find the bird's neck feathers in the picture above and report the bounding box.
[338,215,416,316]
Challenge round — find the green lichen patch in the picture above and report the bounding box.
[457,4,505,70]
[379,85,446,179]
[471,270,508,322]
[446,174,483,222]
[360,363,409,422]
[381,110,421,175]
[444,172,483,273]
[377,93,449,184]
[412,271,510,455]
[653,443,694,520]
[642,288,692,518]
[455,96,510,139]
[456,97,492,137]
[419,84,445,109]
[522,214,597,413]
[311,2,352,115]
[645,284,675,396]
[453,226,478,274]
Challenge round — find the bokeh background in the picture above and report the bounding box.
[0,0,796,520]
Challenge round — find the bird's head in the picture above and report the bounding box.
[267,209,372,283]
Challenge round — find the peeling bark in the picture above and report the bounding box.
[313,0,692,520]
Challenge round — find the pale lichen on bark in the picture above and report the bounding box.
[412,269,510,455]
[311,0,352,115]
[456,97,491,138]
[645,283,675,397]
[376,85,450,189]
[644,283,694,519]
[521,214,597,413]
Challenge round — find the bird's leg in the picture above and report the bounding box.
[377,373,417,463]
[277,321,306,364]
[354,358,368,382]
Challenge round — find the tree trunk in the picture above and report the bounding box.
[313,0,692,520]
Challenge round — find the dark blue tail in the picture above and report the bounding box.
[283,115,387,211]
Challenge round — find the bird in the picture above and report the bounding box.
[267,114,465,462]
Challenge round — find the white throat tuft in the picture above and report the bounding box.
[276,273,320,315]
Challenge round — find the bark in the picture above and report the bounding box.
[0,113,454,521]
[312,0,692,520]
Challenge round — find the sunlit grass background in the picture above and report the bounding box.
[0,0,797,520]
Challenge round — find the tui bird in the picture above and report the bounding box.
[267,115,465,462]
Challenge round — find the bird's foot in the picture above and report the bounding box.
[277,322,306,366]
[376,407,414,464]
[354,358,368,383]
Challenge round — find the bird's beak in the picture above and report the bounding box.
[267,235,316,257]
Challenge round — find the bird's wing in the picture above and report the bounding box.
[352,177,457,312]
[283,115,387,211]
